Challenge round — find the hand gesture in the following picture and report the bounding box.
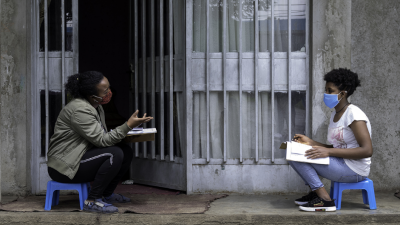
[127,110,153,129]
[293,134,315,146]
[305,146,330,159]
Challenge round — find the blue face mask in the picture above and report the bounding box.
[323,92,344,108]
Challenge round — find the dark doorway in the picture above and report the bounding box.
[79,0,131,128]
[79,0,131,180]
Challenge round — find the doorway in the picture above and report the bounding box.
[79,0,131,128]
[79,0,131,180]
[31,0,187,194]
[78,0,186,191]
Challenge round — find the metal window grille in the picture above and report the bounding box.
[190,0,309,165]
[40,0,78,160]
[133,0,176,161]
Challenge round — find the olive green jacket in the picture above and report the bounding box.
[47,98,131,179]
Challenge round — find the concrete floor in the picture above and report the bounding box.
[206,191,400,215]
[1,192,400,224]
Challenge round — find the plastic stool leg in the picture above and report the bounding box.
[367,189,377,210]
[44,182,53,211]
[78,186,85,210]
[81,183,89,200]
[362,189,369,204]
[79,183,89,210]
[336,187,343,210]
[332,182,339,208]
[52,190,60,206]
[330,181,334,199]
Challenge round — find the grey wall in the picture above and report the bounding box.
[0,0,2,200]
[351,0,400,190]
[0,0,31,196]
[311,0,351,145]
[310,0,351,190]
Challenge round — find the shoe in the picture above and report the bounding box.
[103,193,131,204]
[294,191,318,205]
[83,199,118,213]
[299,197,336,212]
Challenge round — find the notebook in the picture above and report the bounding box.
[127,128,157,135]
[281,141,330,165]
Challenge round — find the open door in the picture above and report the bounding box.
[128,0,186,191]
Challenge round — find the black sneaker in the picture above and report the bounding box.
[299,197,336,212]
[294,191,318,205]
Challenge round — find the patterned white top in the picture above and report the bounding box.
[327,104,372,176]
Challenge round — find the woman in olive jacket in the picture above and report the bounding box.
[47,71,153,213]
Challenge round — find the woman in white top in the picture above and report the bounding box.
[290,68,373,212]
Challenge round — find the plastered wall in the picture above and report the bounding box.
[310,0,351,189]
[0,0,30,196]
[351,0,400,190]
[311,0,351,147]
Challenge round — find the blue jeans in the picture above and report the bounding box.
[289,157,367,191]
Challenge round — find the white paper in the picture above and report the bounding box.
[286,141,329,165]
[131,127,143,131]
[127,128,157,135]
[291,141,312,154]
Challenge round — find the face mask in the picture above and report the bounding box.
[323,91,344,108]
[93,90,112,105]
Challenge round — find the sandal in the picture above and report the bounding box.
[103,193,131,204]
[83,199,118,213]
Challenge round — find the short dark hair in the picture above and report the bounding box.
[65,71,104,99]
[324,68,361,97]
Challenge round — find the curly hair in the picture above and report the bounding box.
[324,68,361,97]
[65,71,104,99]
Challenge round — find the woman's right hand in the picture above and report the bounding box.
[127,110,153,129]
[293,134,315,146]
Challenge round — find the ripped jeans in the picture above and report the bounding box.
[289,157,367,191]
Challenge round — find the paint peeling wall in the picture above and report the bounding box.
[0,0,31,196]
[351,0,400,190]
[310,0,351,189]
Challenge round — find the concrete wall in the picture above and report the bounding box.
[351,0,400,191]
[0,0,2,201]
[311,0,351,145]
[0,0,31,196]
[310,0,351,188]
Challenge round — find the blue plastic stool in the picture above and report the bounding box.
[330,178,376,210]
[44,181,90,211]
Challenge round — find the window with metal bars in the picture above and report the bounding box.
[132,0,185,161]
[39,0,73,52]
[191,0,309,164]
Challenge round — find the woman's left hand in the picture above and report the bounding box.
[305,146,330,159]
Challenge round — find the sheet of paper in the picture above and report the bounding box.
[127,128,157,135]
[131,127,143,131]
[291,141,312,154]
[286,141,329,165]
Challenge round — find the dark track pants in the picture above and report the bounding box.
[48,143,133,200]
